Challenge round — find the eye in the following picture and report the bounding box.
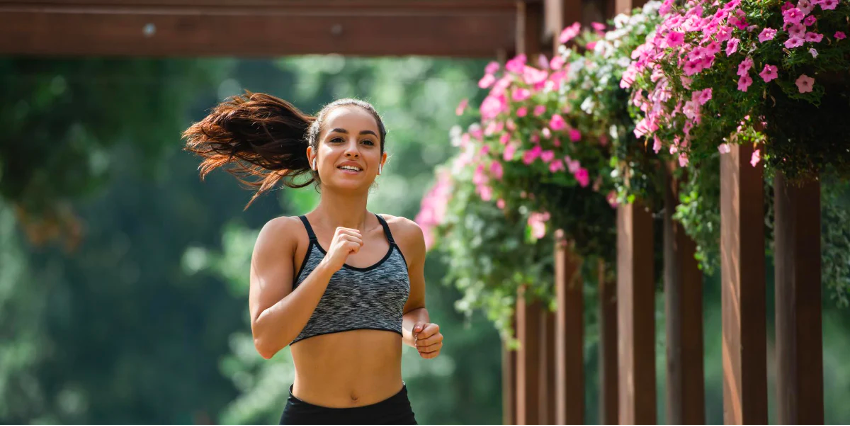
[361,139,376,146]
[330,137,344,143]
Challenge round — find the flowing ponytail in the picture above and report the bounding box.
[183,91,388,209]
[182,91,316,208]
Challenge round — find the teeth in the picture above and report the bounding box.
[339,166,361,172]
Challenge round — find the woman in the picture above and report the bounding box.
[183,92,444,425]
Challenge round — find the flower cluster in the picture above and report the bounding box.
[628,0,850,179]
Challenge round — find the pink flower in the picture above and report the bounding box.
[528,211,550,239]
[549,159,565,172]
[504,143,518,161]
[738,74,753,91]
[591,22,606,32]
[497,198,506,209]
[666,31,685,47]
[683,60,703,76]
[783,8,804,24]
[512,87,531,101]
[505,54,526,73]
[473,163,488,185]
[530,133,540,143]
[760,64,779,82]
[480,94,507,120]
[716,26,733,41]
[820,0,838,9]
[809,48,818,57]
[499,132,511,145]
[586,41,598,51]
[788,23,806,38]
[550,114,567,131]
[540,150,555,163]
[478,73,496,89]
[785,37,805,48]
[522,145,542,164]
[837,32,847,40]
[653,137,662,153]
[541,127,551,139]
[560,22,581,44]
[798,0,814,14]
[477,184,493,201]
[718,143,731,154]
[550,56,565,70]
[490,160,504,180]
[569,128,582,142]
[606,191,618,208]
[516,106,528,117]
[804,15,817,26]
[456,98,468,116]
[694,88,713,105]
[737,57,754,76]
[750,149,761,167]
[574,168,590,187]
[678,152,689,167]
[759,28,777,42]
[781,1,795,12]
[533,105,546,116]
[485,61,500,75]
[795,74,814,93]
[805,32,823,43]
[523,66,549,86]
[726,38,740,56]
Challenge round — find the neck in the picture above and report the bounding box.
[312,186,371,232]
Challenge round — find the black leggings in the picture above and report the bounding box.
[279,383,418,425]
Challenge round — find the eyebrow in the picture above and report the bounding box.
[329,128,378,137]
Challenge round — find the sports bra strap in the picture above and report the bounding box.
[298,215,318,242]
[375,214,396,245]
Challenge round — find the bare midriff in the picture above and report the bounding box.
[290,329,404,408]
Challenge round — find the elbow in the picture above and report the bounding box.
[254,337,278,360]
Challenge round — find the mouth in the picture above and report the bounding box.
[337,165,363,174]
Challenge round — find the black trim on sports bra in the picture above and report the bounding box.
[296,213,398,273]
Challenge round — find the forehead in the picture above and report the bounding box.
[321,106,379,136]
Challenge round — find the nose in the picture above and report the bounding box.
[344,139,360,158]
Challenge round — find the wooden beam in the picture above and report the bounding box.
[0,2,516,57]
[774,172,824,424]
[598,259,619,425]
[720,143,767,425]
[617,201,655,425]
[554,234,583,424]
[614,0,647,15]
[515,0,544,58]
[664,169,705,424]
[516,285,542,425]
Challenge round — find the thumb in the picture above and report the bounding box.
[414,322,427,333]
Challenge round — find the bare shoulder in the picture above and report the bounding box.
[254,215,303,255]
[378,214,425,261]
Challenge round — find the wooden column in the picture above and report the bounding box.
[555,233,583,424]
[617,202,656,425]
[614,0,648,14]
[598,259,619,425]
[774,172,824,424]
[544,0,582,48]
[664,169,705,424]
[540,306,558,424]
[516,1,544,58]
[720,143,767,424]
[516,285,543,425]
[503,316,518,425]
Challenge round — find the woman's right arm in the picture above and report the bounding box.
[248,217,363,359]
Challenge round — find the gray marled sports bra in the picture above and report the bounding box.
[289,213,411,346]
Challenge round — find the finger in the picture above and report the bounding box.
[336,228,362,237]
[341,235,364,246]
[419,324,440,339]
[417,334,443,346]
[419,350,439,359]
[417,342,443,354]
[345,241,361,253]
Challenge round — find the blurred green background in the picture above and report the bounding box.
[1,56,849,425]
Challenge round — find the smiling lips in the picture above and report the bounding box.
[337,162,364,173]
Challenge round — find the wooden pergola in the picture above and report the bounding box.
[1,1,825,425]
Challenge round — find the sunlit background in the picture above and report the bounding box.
[2,55,850,425]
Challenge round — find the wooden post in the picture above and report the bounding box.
[598,259,619,425]
[664,169,705,424]
[614,0,648,14]
[516,1,544,58]
[540,307,558,424]
[774,172,824,424]
[516,284,543,425]
[554,233,583,424]
[720,143,767,424]
[503,317,518,425]
[617,202,656,425]
[544,0,582,49]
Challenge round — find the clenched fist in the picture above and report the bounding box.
[412,322,443,359]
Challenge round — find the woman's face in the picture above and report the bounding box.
[311,106,386,191]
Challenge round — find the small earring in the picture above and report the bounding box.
[312,158,316,170]
[379,164,382,175]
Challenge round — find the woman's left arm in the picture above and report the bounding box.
[397,217,443,359]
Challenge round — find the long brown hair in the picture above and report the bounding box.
[182,91,387,209]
